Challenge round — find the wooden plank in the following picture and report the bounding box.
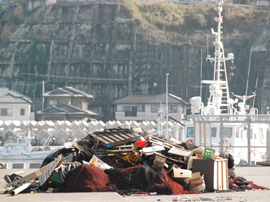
[90,133,110,144]
[98,149,134,154]
[114,144,135,149]
[168,147,191,157]
[97,132,123,143]
[39,155,64,187]
[111,133,125,141]
[149,136,187,152]
[72,142,92,156]
[122,133,140,142]
[107,138,136,148]
[90,133,114,144]
[155,152,187,164]
[4,155,63,190]
[118,133,131,139]
[105,134,119,142]
[124,133,137,138]
[88,128,140,148]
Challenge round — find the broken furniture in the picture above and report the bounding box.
[192,158,229,191]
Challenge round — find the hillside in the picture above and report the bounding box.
[121,1,270,42]
[0,0,269,120]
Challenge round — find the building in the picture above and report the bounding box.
[37,86,98,121]
[0,87,34,121]
[113,93,189,122]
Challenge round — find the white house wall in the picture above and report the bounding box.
[115,104,183,122]
[0,103,33,121]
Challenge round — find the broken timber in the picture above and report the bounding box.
[89,128,140,148]
[4,155,63,190]
[149,135,191,157]
[96,144,135,157]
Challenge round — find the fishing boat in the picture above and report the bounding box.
[0,133,55,169]
[183,0,270,165]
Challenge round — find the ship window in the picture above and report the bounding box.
[222,127,232,138]
[236,127,239,138]
[236,131,239,138]
[211,128,217,137]
[186,127,194,138]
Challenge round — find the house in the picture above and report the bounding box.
[0,87,34,121]
[113,93,189,122]
[37,86,98,121]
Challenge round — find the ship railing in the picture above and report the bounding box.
[190,114,270,166]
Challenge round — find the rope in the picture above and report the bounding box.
[54,162,78,183]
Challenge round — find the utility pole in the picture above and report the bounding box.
[166,73,169,139]
[42,81,45,110]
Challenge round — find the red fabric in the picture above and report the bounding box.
[62,165,114,192]
[120,164,142,175]
[247,180,270,190]
[116,164,198,195]
[158,168,198,195]
[229,178,238,189]
[229,175,270,190]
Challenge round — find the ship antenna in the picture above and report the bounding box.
[203,0,234,115]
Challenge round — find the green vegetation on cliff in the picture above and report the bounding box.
[122,0,270,37]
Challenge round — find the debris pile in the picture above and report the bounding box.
[2,127,269,196]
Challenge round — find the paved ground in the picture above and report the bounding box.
[0,166,270,202]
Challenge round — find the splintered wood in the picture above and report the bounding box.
[89,128,140,148]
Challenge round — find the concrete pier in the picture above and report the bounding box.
[0,166,270,202]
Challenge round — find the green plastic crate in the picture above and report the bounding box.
[203,148,215,159]
[51,167,69,184]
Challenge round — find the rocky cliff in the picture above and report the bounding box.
[0,0,270,121]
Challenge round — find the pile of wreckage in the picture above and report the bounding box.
[2,127,269,196]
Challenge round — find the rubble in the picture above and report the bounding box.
[1,127,269,196]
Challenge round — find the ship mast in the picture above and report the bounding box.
[202,0,234,115]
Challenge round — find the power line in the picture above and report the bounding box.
[21,73,126,82]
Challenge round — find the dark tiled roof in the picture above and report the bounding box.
[0,90,32,104]
[113,93,188,105]
[44,86,94,98]
[113,95,156,104]
[37,103,98,116]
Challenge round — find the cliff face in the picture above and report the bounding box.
[0,1,269,121]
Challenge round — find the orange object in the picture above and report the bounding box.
[136,137,146,148]
[186,139,194,144]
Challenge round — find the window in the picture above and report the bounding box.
[137,105,145,112]
[151,105,159,113]
[211,128,217,137]
[250,129,254,139]
[222,127,232,138]
[236,127,239,138]
[0,108,12,116]
[20,109,25,116]
[72,100,81,106]
[49,100,58,105]
[186,127,194,138]
[122,106,137,117]
[169,105,178,113]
